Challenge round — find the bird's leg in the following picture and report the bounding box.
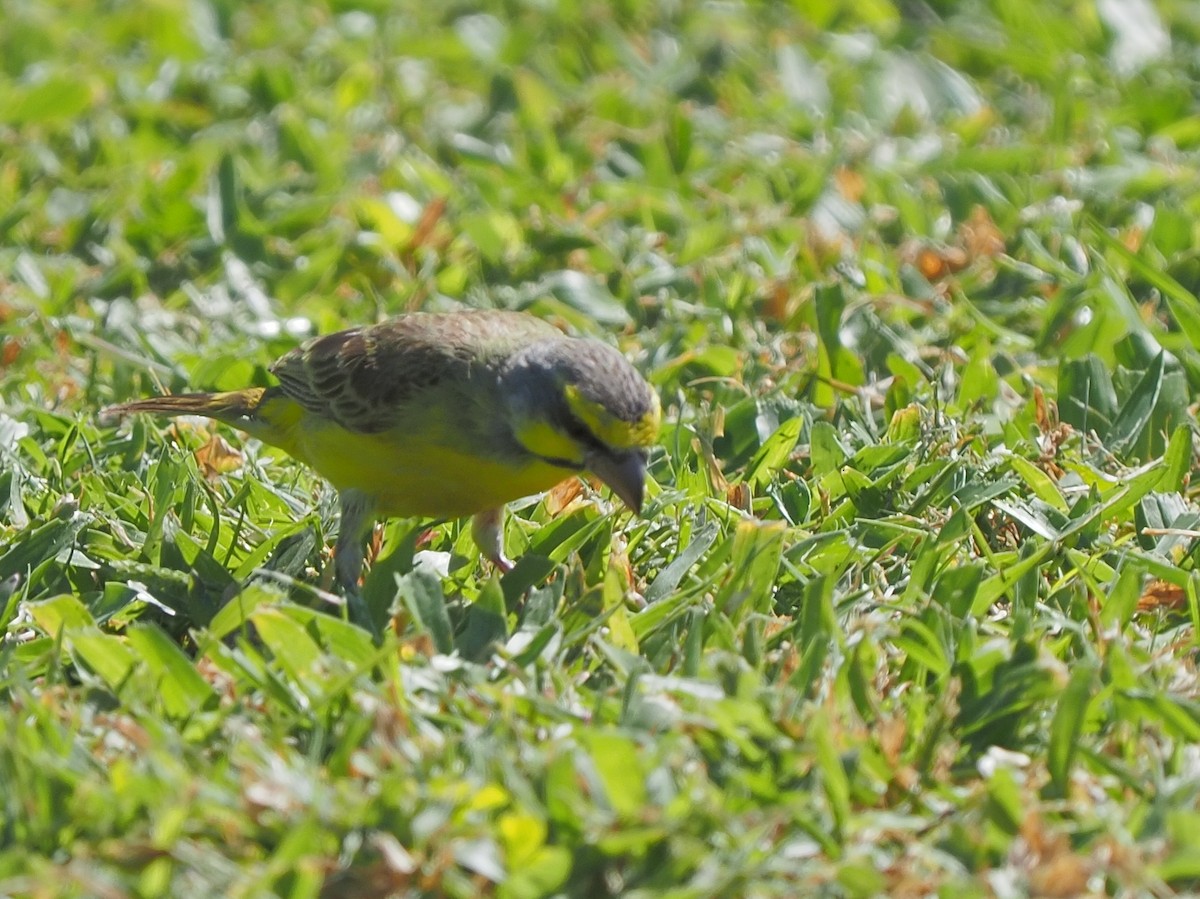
[335,489,376,592]
[471,507,514,573]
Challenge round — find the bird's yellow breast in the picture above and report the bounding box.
[254,394,570,518]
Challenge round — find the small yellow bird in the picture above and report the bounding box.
[104,309,661,589]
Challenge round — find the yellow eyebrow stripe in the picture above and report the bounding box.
[565,384,661,450]
[514,417,586,467]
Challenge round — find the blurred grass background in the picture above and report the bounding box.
[4,0,1200,895]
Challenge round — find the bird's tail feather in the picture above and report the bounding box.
[101,388,267,427]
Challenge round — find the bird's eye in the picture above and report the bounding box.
[561,412,605,452]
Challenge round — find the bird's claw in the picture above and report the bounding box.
[472,507,513,575]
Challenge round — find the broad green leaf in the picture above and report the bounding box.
[895,617,950,677]
[932,561,984,619]
[1166,291,1200,352]
[23,594,96,634]
[715,519,785,622]
[1046,661,1096,797]
[809,420,847,478]
[271,605,377,663]
[0,512,88,582]
[125,624,217,717]
[645,521,719,603]
[205,584,280,641]
[790,574,836,695]
[972,542,1055,615]
[767,477,811,525]
[1186,572,1200,650]
[814,284,861,406]
[1006,454,1068,513]
[1121,692,1200,741]
[1058,355,1118,436]
[8,76,92,124]
[498,810,547,869]
[1157,847,1200,887]
[744,416,802,489]
[502,846,572,899]
[1106,351,1164,455]
[250,607,323,684]
[810,709,850,836]
[983,765,1024,833]
[393,564,454,655]
[601,565,638,654]
[69,631,138,689]
[580,730,645,818]
[885,403,922,442]
[539,271,630,326]
[458,575,509,660]
[1092,221,1200,334]
[1098,563,1142,631]
[1157,423,1192,493]
[991,498,1061,540]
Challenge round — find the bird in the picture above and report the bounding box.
[102,309,661,592]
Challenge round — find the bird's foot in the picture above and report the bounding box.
[471,507,513,574]
[333,545,364,593]
[333,489,381,632]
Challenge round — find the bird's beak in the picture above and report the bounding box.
[586,448,647,513]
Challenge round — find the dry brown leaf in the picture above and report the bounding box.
[398,632,436,661]
[960,204,1006,259]
[99,713,152,752]
[1033,385,1052,430]
[366,522,384,568]
[834,166,866,202]
[878,716,906,769]
[581,202,611,228]
[762,279,790,323]
[567,247,592,271]
[1020,809,1050,858]
[1137,579,1186,613]
[1018,809,1092,898]
[726,481,750,512]
[545,477,585,515]
[711,405,726,439]
[914,245,969,281]
[1,337,20,368]
[1029,853,1091,898]
[408,196,447,252]
[194,433,243,480]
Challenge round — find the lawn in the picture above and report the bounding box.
[3,0,1200,895]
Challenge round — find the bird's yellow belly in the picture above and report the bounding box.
[293,419,571,518]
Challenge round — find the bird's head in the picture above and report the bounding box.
[502,338,660,512]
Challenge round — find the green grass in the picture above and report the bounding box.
[4,0,1200,895]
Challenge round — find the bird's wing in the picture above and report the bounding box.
[269,311,557,434]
